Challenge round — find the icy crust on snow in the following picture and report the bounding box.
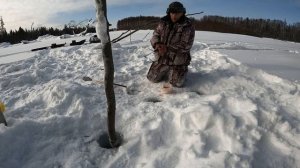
[0,30,300,168]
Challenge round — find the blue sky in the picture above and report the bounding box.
[1,0,300,31]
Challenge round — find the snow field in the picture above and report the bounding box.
[0,30,299,168]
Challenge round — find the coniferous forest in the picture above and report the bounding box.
[1,15,300,44]
[117,15,300,43]
[0,25,96,44]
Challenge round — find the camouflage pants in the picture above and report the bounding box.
[147,62,188,87]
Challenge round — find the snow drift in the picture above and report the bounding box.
[0,30,299,168]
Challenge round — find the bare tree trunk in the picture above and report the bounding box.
[94,0,119,147]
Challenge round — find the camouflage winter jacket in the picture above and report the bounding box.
[151,15,195,66]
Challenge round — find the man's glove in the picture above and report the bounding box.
[155,43,167,56]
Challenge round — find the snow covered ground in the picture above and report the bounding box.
[196,31,300,83]
[0,30,299,168]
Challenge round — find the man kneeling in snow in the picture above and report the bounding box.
[147,1,195,87]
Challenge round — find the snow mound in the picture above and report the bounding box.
[36,34,56,41]
[0,30,299,168]
[21,40,38,44]
[0,42,11,48]
[288,50,299,54]
[196,41,273,51]
[60,34,75,39]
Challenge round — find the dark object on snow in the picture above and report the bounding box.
[0,112,7,126]
[70,39,86,46]
[51,43,66,49]
[89,35,101,43]
[82,76,93,81]
[31,46,49,51]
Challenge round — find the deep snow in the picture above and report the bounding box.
[0,30,299,168]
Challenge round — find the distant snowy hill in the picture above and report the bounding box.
[0,31,299,168]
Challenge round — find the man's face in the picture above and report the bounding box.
[170,12,184,23]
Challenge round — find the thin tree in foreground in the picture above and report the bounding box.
[94,0,121,148]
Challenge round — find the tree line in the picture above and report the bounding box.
[117,15,300,43]
[1,15,300,44]
[117,16,160,30]
[0,25,96,44]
